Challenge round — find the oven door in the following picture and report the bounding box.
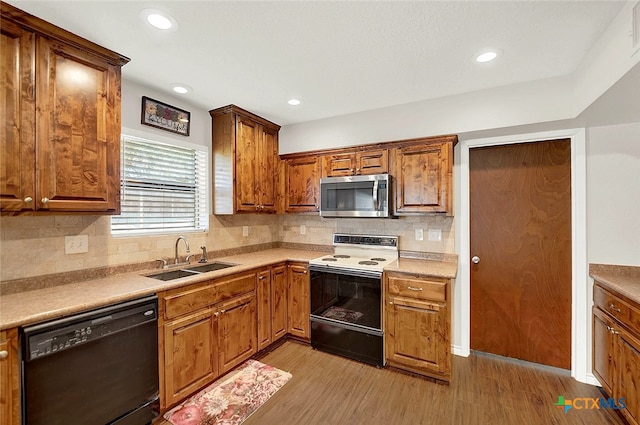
[309,266,384,366]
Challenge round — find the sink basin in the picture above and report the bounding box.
[185,262,236,273]
[147,269,200,281]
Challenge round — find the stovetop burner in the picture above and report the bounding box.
[370,257,386,262]
[322,258,338,262]
[358,260,379,266]
[308,234,399,273]
[333,254,350,258]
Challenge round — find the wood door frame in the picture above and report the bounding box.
[455,128,595,385]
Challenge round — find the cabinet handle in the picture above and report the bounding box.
[609,304,621,313]
[41,197,50,204]
[388,301,393,305]
[0,350,7,360]
[220,309,226,314]
[214,312,219,317]
[407,286,423,291]
[24,196,33,203]
[259,276,266,280]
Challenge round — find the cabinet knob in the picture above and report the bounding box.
[220,309,226,314]
[609,304,621,313]
[258,276,266,280]
[303,270,307,274]
[388,301,393,305]
[0,350,7,360]
[24,196,33,203]
[41,197,50,204]
[214,312,219,317]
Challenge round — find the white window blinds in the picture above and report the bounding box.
[111,134,208,235]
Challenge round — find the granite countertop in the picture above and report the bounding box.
[0,248,458,331]
[590,263,640,304]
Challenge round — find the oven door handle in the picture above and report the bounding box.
[310,315,383,336]
[372,179,379,211]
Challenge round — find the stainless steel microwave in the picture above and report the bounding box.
[319,174,391,218]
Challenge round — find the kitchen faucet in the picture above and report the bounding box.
[174,236,190,265]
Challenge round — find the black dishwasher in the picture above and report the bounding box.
[21,295,159,425]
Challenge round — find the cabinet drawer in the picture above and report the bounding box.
[386,274,447,302]
[163,273,256,319]
[594,284,640,336]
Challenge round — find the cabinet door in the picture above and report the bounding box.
[618,329,640,425]
[257,268,272,351]
[356,149,388,175]
[271,264,288,341]
[288,263,310,339]
[285,156,320,212]
[235,115,260,212]
[35,37,121,212]
[322,153,356,177]
[385,295,450,377]
[593,308,616,396]
[391,141,452,215]
[218,292,257,374]
[258,125,279,213]
[163,308,218,408]
[0,329,20,425]
[0,19,35,213]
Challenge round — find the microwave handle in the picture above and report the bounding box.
[372,179,379,210]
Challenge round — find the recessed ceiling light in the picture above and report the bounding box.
[288,99,301,106]
[171,84,191,94]
[141,9,178,31]
[475,49,501,63]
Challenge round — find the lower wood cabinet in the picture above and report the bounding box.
[0,328,20,425]
[593,282,640,425]
[257,268,273,351]
[271,264,288,341]
[287,262,310,340]
[384,272,451,381]
[218,293,257,374]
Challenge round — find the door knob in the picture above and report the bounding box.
[471,256,480,264]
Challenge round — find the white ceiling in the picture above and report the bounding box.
[8,0,628,126]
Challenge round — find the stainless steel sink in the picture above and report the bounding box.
[147,269,200,281]
[185,262,236,273]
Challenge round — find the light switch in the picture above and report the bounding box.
[415,229,424,241]
[65,235,88,254]
[242,226,249,237]
[300,225,306,235]
[428,228,442,242]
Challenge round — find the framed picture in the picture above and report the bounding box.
[141,96,191,136]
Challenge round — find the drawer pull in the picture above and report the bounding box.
[0,350,7,360]
[609,304,621,313]
[407,286,423,291]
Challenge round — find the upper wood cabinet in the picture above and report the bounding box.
[0,3,129,215]
[210,105,281,214]
[283,155,320,213]
[322,148,388,177]
[390,136,456,215]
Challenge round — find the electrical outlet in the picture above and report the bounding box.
[300,225,306,235]
[428,228,442,242]
[242,226,249,237]
[415,229,424,241]
[65,235,88,254]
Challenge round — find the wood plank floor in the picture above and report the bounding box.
[158,340,624,425]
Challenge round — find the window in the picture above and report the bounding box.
[111,133,208,236]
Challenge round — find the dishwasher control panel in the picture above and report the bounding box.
[22,296,158,361]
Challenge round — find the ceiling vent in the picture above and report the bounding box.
[634,1,640,50]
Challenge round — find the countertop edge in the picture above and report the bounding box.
[589,263,640,305]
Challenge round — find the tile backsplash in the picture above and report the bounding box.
[0,213,454,282]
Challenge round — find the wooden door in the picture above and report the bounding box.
[322,153,356,177]
[258,125,279,212]
[36,37,121,212]
[163,308,218,407]
[386,294,449,376]
[218,293,256,374]
[593,308,615,395]
[470,139,572,369]
[271,264,288,341]
[285,156,320,212]
[618,329,640,425]
[0,19,35,213]
[391,141,452,214]
[257,268,272,351]
[287,263,310,339]
[356,149,388,175]
[235,116,259,212]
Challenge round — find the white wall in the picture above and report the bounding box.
[587,122,640,266]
